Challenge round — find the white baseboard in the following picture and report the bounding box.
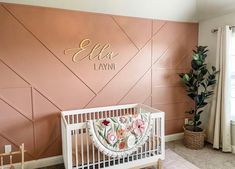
[232,145,235,154]
[165,132,184,142]
[4,155,63,169]
[7,132,183,169]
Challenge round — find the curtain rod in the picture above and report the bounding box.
[211,25,235,33]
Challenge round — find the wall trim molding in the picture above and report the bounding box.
[232,145,235,154]
[3,155,64,169]
[5,133,184,169]
[165,132,184,142]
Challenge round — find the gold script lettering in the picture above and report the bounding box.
[64,39,119,63]
[64,39,90,63]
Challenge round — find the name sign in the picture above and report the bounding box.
[64,39,118,71]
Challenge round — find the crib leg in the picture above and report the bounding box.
[157,159,162,169]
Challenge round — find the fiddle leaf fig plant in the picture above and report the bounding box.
[179,46,218,132]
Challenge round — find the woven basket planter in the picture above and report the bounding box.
[183,126,205,150]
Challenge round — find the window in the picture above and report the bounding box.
[231,31,235,119]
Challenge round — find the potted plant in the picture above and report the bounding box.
[179,46,218,149]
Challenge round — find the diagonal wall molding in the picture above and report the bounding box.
[112,16,140,50]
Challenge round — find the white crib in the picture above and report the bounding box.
[61,104,165,169]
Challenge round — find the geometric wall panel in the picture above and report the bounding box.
[119,70,152,105]
[33,89,60,157]
[0,87,32,120]
[0,61,29,89]
[0,3,198,160]
[0,99,34,156]
[113,16,152,49]
[87,42,152,108]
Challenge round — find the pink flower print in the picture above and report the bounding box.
[116,128,125,139]
[118,141,126,149]
[107,132,117,144]
[119,116,127,123]
[133,119,145,135]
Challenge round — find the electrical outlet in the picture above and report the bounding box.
[184,118,189,125]
[5,145,12,153]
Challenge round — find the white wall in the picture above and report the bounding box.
[199,12,235,65]
[199,12,235,147]
[0,0,198,22]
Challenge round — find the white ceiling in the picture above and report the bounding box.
[197,0,235,20]
[1,0,235,22]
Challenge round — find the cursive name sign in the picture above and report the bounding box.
[64,39,119,63]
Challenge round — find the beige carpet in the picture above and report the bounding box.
[163,149,200,169]
[166,140,235,169]
[142,149,199,169]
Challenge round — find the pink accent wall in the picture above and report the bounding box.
[0,3,198,160]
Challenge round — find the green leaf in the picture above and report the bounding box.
[191,60,199,70]
[96,124,103,131]
[196,60,203,66]
[208,79,216,86]
[212,66,216,72]
[196,121,202,126]
[194,114,200,122]
[200,82,207,90]
[178,73,185,78]
[188,120,194,125]
[196,94,205,106]
[198,110,203,114]
[200,68,208,76]
[205,91,214,97]
[188,93,196,100]
[198,102,208,108]
[193,54,200,60]
[113,140,120,147]
[110,118,117,123]
[183,74,190,82]
[186,109,194,114]
[98,131,105,139]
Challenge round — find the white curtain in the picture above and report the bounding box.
[207,25,232,152]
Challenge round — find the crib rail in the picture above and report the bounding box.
[61,104,165,169]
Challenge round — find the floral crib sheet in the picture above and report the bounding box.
[87,112,152,158]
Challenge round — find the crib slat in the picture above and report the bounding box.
[97,112,101,168]
[156,118,159,155]
[105,110,111,167]
[68,115,70,124]
[81,128,84,169]
[153,118,156,154]
[75,131,78,168]
[85,114,90,168]
[148,117,152,154]
[92,134,95,169]
[101,111,106,168]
